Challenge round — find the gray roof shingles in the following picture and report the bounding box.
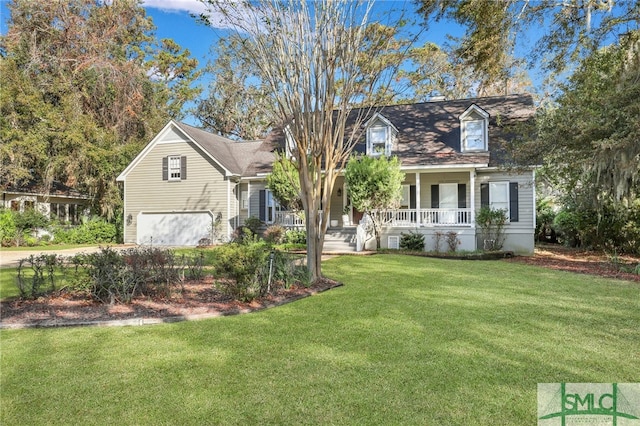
[175,93,534,177]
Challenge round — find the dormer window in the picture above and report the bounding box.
[365,113,397,157]
[368,126,390,156]
[460,105,489,152]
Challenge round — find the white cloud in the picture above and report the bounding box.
[142,0,239,29]
[142,0,208,15]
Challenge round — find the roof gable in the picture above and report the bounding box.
[460,104,490,120]
[117,121,276,181]
[364,112,398,133]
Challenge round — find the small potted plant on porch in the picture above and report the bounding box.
[342,205,351,226]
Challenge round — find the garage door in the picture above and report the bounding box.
[137,212,213,246]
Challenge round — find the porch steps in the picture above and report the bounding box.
[323,227,357,253]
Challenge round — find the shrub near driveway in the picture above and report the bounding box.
[1,255,639,425]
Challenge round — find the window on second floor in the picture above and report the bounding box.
[168,156,182,180]
[365,114,396,157]
[162,155,187,181]
[367,126,390,156]
[460,105,489,152]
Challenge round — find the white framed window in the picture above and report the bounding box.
[240,191,248,210]
[489,181,509,214]
[367,126,390,156]
[265,190,282,223]
[464,120,486,151]
[460,104,489,152]
[168,155,182,180]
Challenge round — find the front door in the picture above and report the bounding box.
[439,183,458,224]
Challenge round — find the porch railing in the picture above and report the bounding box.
[274,208,473,228]
[419,208,473,226]
[273,211,305,227]
[378,208,472,227]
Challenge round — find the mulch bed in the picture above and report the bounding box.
[2,245,638,329]
[0,278,342,329]
[506,244,640,282]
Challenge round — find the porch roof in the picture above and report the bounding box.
[1,180,90,200]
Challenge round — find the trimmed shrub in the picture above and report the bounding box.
[231,226,260,245]
[284,229,307,245]
[264,224,286,244]
[14,208,48,231]
[84,247,184,304]
[213,241,270,301]
[53,217,117,244]
[400,231,425,251]
[212,242,308,301]
[244,216,263,234]
[476,207,507,251]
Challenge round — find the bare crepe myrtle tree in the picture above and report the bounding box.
[200,0,410,281]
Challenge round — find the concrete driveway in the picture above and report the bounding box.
[0,246,130,268]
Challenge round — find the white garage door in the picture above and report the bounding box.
[137,212,213,246]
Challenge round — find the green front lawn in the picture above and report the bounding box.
[1,255,638,425]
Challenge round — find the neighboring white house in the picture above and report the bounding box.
[1,180,90,224]
[117,94,537,254]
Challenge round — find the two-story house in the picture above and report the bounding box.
[117,94,536,254]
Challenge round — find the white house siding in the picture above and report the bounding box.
[475,170,535,255]
[123,137,230,245]
[237,182,250,227]
[379,228,477,252]
[247,181,267,224]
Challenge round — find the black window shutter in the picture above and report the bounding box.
[181,156,187,180]
[480,183,489,208]
[409,185,416,209]
[431,185,439,208]
[162,157,168,180]
[509,182,519,222]
[259,190,266,221]
[457,184,466,208]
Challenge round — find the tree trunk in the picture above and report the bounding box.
[305,207,324,282]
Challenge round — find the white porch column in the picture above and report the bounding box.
[247,181,251,219]
[226,179,232,237]
[470,169,476,228]
[415,172,421,226]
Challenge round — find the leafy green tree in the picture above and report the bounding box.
[536,32,640,204]
[344,155,405,249]
[266,155,302,212]
[0,0,200,219]
[506,30,640,253]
